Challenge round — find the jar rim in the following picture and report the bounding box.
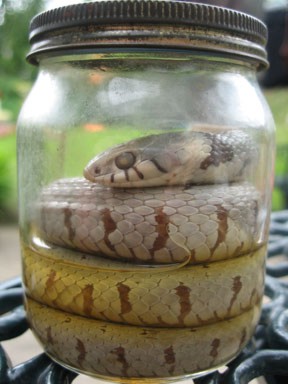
[27,0,268,69]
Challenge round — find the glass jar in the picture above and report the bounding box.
[18,1,275,382]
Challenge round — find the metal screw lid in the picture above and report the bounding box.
[27,0,268,68]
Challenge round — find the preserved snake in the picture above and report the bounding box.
[24,129,265,380]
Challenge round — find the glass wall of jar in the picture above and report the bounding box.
[17,1,275,382]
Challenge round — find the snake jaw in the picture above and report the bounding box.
[84,158,145,187]
[83,162,98,182]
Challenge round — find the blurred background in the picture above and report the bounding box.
[0,1,287,381]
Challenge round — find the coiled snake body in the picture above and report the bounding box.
[24,130,265,380]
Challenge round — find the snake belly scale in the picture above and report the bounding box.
[24,129,265,379]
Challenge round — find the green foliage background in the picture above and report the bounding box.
[0,1,43,78]
[0,0,43,220]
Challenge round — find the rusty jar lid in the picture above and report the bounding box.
[27,0,268,69]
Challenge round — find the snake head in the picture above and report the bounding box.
[84,144,141,187]
[83,129,255,188]
[83,134,182,188]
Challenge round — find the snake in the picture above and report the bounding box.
[24,129,266,380]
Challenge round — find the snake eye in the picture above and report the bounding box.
[115,151,136,170]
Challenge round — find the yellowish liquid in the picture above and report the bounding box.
[22,240,266,382]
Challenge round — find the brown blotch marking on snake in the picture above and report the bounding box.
[164,346,175,364]
[140,329,159,338]
[228,276,243,313]
[82,284,94,316]
[164,346,176,374]
[117,282,132,315]
[111,346,129,377]
[213,310,221,322]
[46,326,54,345]
[196,310,221,326]
[155,315,170,327]
[100,208,117,251]
[200,135,234,170]
[99,326,107,334]
[249,288,260,307]
[241,288,257,312]
[210,338,221,359]
[45,269,57,291]
[211,205,228,256]
[63,207,75,243]
[175,283,192,325]
[232,244,245,258]
[76,338,87,367]
[152,207,170,258]
[238,327,247,350]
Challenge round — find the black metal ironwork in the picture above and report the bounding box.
[1,211,288,383]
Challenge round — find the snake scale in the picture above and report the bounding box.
[24,129,266,380]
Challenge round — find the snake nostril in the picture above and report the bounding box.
[94,166,101,174]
